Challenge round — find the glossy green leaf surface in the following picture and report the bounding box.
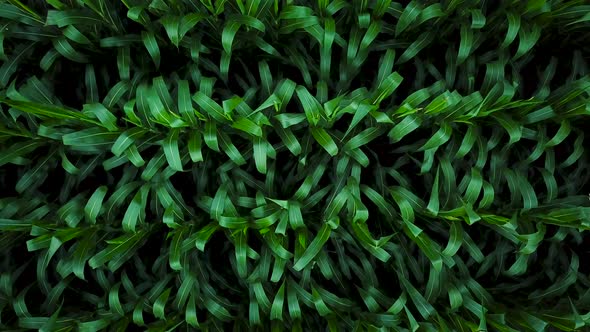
[0,1,589,331]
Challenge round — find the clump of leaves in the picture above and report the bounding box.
[1,0,590,331]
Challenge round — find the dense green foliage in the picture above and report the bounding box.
[1,0,590,330]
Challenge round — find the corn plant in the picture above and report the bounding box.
[1,0,590,331]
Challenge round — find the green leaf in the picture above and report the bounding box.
[311,127,338,156]
[389,114,422,142]
[153,76,175,113]
[222,14,265,54]
[344,127,383,150]
[108,283,125,316]
[72,232,95,280]
[271,281,286,321]
[83,103,118,131]
[40,49,60,72]
[231,229,247,278]
[398,32,433,64]
[514,25,541,60]
[458,24,474,64]
[188,130,203,162]
[180,13,206,39]
[464,168,483,204]
[169,226,188,271]
[222,20,240,54]
[112,128,147,157]
[141,31,160,68]
[296,86,323,126]
[287,280,302,320]
[185,294,199,327]
[117,46,130,80]
[219,131,246,165]
[161,15,180,46]
[0,140,44,167]
[253,136,267,174]
[396,1,422,36]
[122,184,149,233]
[178,80,197,125]
[193,91,230,123]
[0,218,32,232]
[502,12,521,48]
[427,168,440,216]
[442,221,463,257]
[53,37,88,63]
[15,150,56,193]
[88,229,149,271]
[372,72,403,105]
[545,120,571,147]
[275,126,301,155]
[62,128,119,152]
[288,201,305,230]
[162,128,183,171]
[0,43,36,87]
[456,125,477,158]
[233,116,262,137]
[1,99,98,125]
[153,288,172,320]
[293,223,332,271]
[529,253,578,301]
[399,275,435,319]
[195,223,219,251]
[493,114,522,145]
[84,186,107,224]
[203,120,220,152]
[471,9,486,29]
[419,122,452,151]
